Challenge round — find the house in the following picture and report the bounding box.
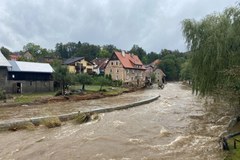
[7,61,54,93]
[0,51,12,91]
[9,52,21,61]
[22,52,34,61]
[144,64,154,81]
[105,51,146,86]
[6,61,54,93]
[154,68,166,84]
[91,58,109,75]
[63,57,94,74]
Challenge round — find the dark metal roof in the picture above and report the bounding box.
[63,57,84,65]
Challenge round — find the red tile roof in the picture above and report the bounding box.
[114,51,145,70]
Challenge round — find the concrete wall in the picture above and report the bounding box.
[5,80,54,93]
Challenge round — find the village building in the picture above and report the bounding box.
[105,51,146,86]
[154,68,166,84]
[0,51,12,91]
[91,58,109,75]
[0,51,54,93]
[7,61,54,93]
[63,57,94,74]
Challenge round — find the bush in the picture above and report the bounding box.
[0,89,6,100]
[8,122,36,131]
[75,112,89,124]
[41,117,62,128]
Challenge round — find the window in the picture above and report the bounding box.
[110,69,112,73]
[111,62,114,65]
[116,61,118,65]
[116,69,119,73]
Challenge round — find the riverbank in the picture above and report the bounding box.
[0,86,136,108]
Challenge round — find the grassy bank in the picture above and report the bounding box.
[3,85,129,105]
[225,135,240,160]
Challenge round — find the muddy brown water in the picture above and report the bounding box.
[0,83,231,160]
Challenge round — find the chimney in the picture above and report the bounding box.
[121,50,125,57]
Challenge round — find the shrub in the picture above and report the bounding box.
[0,89,6,100]
[75,112,89,124]
[41,117,62,128]
[8,122,36,131]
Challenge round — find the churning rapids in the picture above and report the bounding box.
[0,83,232,160]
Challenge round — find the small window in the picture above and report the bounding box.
[111,62,114,65]
[110,69,112,73]
[116,62,118,65]
[116,69,119,73]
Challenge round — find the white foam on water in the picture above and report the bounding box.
[129,138,144,144]
[113,120,125,127]
[159,127,171,137]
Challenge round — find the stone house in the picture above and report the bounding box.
[63,57,94,74]
[154,68,166,84]
[105,51,146,86]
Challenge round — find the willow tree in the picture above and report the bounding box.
[182,6,240,104]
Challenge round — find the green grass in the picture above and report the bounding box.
[225,136,240,160]
[70,85,128,93]
[14,92,55,103]
[11,85,128,104]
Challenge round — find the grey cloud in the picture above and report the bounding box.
[0,0,237,53]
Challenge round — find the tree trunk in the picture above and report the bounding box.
[82,84,85,91]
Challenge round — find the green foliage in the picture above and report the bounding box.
[0,89,6,100]
[182,6,240,98]
[144,52,159,64]
[180,58,192,81]
[159,50,187,81]
[75,73,93,90]
[129,44,147,61]
[93,76,111,91]
[53,65,73,94]
[0,46,11,59]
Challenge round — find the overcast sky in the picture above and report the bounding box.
[0,0,238,53]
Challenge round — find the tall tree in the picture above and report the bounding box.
[129,44,147,61]
[75,73,92,90]
[0,47,11,59]
[53,65,73,95]
[182,6,240,101]
[23,43,41,57]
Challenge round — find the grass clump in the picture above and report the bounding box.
[225,136,240,160]
[41,117,62,128]
[8,121,36,131]
[75,112,89,124]
[74,112,100,124]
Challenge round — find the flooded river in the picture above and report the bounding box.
[0,83,231,159]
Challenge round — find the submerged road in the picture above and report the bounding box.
[0,83,231,159]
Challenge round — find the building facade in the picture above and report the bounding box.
[105,51,146,86]
[64,57,94,74]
